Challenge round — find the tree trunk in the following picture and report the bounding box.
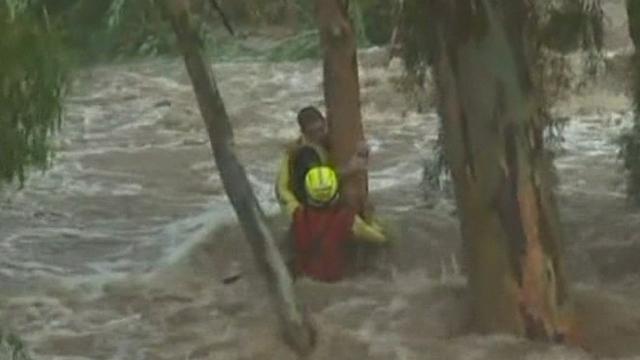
[162,0,315,355]
[315,0,368,215]
[426,0,577,343]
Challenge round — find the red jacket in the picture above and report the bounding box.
[292,206,356,282]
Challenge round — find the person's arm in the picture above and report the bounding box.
[276,153,300,218]
[339,140,370,177]
[276,146,322,218]
[291,146,322,203]
[352,214,387,243]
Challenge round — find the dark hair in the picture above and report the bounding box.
[297,106,325,128]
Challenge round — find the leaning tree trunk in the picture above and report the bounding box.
[426,0,577,342]
[162,0,315,355]
[315,0,369,215]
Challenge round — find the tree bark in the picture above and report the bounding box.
[427,0,577,343]
[315,0,369,215]
[162,0,315,355]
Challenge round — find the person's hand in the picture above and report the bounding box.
[370,220,384,234]
[355,140,370,161]
[353,215,387,243]
[347,155,368,173]
[286,201,300,218]
[341,141,371,176]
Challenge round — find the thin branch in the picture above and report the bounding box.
[209,0,235,36]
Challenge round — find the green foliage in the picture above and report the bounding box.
[0,330,33,360]
[536,0,604,53]
[258,0,384,63]
[629,0,640,49]
[52,0,176,61]
[102,0,177,58]
[4,0,392,63]
[1,0,196,62]
[349,1,370,47]
[3,0,36,20]
[212,0,390,61]
[203,34,267,62]
[214,0,390,63]
[267,30,321,62]
[357,0,394,46]
[403,0,605,195]
[0,5,67,186]
[105,0,125,29]
[216,0,391,44]
[217,0,296,27]
[399,0,433,86]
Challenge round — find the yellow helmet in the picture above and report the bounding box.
[304,166,339,205]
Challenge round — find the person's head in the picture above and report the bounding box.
[297,106,328,145]
[304,166,339,207]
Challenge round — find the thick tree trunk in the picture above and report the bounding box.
[315,0,368,215]
[162,0,315,355]
[427,0,577,342]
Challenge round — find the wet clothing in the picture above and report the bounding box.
[276,138,329,217]
[291,146,324,205]
[276,136,387,282]
[275,138,385,241]
[292,206,356,282]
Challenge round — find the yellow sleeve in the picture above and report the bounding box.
[276,154,300,218]
[352,215,387,243]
